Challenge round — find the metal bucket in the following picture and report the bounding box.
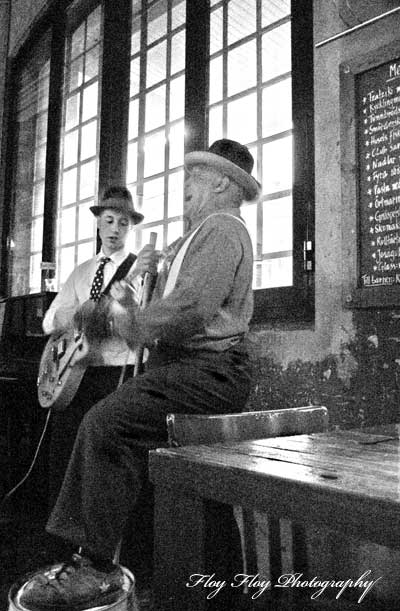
[8,565,139,611]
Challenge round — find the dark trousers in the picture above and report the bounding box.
[46,345,252,562]
[48,366,134,508]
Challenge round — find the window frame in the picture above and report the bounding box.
[0,0,314,324]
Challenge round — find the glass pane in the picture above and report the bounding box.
[262,196,292,253]
[59,245,75,285]
[227,93,257,143]
[209,56,223,104]
[60,206,76,244]
[127,141,138,183]
[77,240,95,264]
[262,0,290,27]
[131,9,141,55]
[146,41,167,88]
[80,120,97,160]
[86,5,102,48]
[71,23,85,59]
[143,177,165,223]
[36,112,48,145]
[33,182,45,216]
[167,219,183,243]
[256,256,292,289]
[210,7,223,55]
[85,46,100,82]
[34,144,47,181]
[62,168,77,205]
[168,170,184,217]
[78,201,96,240]
[69,56,84,91]
[171,30,185,75]
[65,93,80,129]
[262,136,292,195]
[145,85,166,131]
[168,120,184,168]
[172,0,186,29]
[8,27,50,292]
[228,0,257,46]
[148,0,167,45]
[208,104,223,144]
[79,159,96,199]
[228,40,257,97]
[82,82,98,121]
[240,202,257,254]
[29,253,42,293]
[262,23,291,82]
[144,130,165,177]
[130,59,141,99]
[169,75,185,121]
[31,217,43,252]
[63,129,79,167]
[262,78,292,137]
[128,99,139,140]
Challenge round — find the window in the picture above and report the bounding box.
[209,0,292,291]
[2,0,313,322]
[56,3,103,286]
[7,32,51,295]
[126,0,186,252]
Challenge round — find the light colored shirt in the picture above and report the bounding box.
[136,211,254,352]
[43,248,137,366]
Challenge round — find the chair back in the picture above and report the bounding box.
[167,405,329,447]
[166,405,329,585]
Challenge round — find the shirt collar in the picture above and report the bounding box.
[97,248,129,266]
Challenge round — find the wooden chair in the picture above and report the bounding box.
[166,406,329,588]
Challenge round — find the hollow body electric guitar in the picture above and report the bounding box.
[37,234,157,410]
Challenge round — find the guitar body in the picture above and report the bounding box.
[37,329,90,411]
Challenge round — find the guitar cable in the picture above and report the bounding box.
[0,407,52,511]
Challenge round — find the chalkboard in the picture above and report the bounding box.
[357,58,400,289]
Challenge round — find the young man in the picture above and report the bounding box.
[43,185,156,506]
[21,140,260,611]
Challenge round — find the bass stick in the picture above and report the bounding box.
[134,231,158,376]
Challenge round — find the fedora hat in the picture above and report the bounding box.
[90,186,144,224]
[184,139,261,201]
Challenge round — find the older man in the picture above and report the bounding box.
[21,139,260,611]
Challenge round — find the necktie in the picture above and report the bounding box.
[90,257,110,302]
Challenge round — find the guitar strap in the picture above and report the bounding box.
[101,252,136,297]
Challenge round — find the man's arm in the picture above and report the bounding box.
[42,272,79,335]
[113,219,243,348]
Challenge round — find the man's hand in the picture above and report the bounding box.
[133,243,160,277]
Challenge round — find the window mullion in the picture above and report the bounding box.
[98,0,132,192]
[184,0,209,153]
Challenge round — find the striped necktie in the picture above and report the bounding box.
[89,257,111,302]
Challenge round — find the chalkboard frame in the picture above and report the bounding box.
[340,41,400,308]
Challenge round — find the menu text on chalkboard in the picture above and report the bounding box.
[357,59,400,288]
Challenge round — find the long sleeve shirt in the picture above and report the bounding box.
[43,248,137,366]
[136,211,254,352]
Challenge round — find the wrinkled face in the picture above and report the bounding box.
[97,209,133,255]
[184,165,220,225]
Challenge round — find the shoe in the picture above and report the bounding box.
[18,553,124,611]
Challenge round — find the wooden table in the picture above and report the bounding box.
[149,424,400,610]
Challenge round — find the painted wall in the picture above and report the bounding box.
[247,1,400,435]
